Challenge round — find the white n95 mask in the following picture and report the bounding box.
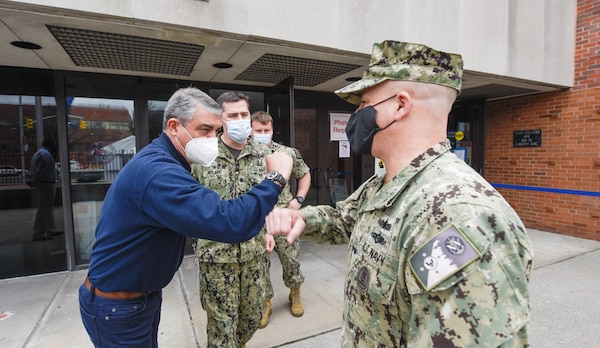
[185,137,218,166]
[178,125,219,166]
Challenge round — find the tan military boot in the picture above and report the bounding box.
[289,288,304,317]
[259,299,272,329]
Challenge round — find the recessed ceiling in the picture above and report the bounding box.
[459,84,539,100]
[235,53,361,87]
[0,5,566,100]
[47,25,204,76]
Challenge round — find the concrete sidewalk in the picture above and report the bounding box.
[1,229,599,347]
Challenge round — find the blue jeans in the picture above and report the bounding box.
[79,282,162,347]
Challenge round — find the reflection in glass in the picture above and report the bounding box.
[67,97,134,264]
[0,94,67,279]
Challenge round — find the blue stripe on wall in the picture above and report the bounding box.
[491,183,600,197]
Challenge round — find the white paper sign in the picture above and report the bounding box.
[339,140,350,158]
[330,113,350,141]
[374,158,386,176]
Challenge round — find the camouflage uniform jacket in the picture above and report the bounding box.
[268,142,310,207]
[302,140,533,347]
[191,136,272,263]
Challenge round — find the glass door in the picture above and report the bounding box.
[65,74,135,264]
[448,99,485,174]
[0,93,67,278]
[265,77,293,146]
[295,93,358,206]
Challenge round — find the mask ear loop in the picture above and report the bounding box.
[372,94,396,107]
[173,121,193,155]
[366,94,398,139]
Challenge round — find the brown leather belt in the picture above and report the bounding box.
[85,277,145,300]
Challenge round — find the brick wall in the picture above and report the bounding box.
[484,0,600,240]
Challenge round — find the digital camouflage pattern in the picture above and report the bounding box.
[198,259,264,348]
[301,140,533,347]
[191,136,271,347]
[269,142,310,206]
[265,142,310,298]
[191,136,271,263]
[335,40,463,105]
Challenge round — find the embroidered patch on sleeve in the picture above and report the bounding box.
[409,225,481,291]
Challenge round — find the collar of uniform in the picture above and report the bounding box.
[360,140,452,211]
[217,135,266,163]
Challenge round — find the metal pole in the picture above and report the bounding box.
[18,96,26,178]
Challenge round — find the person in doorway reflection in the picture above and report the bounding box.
[30,138,62,241]
[251,110,311,328]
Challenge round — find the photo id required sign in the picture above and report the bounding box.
[330,113,350,141]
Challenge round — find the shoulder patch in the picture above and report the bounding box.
[409,225,481,291]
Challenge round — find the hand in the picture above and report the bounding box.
[265,207,306,244]
[286,199,301,210]
[266,152,292,182]
[265,233,275,252]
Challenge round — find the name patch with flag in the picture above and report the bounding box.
[409,225,481,291]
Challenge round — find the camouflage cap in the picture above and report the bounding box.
[335,40,463,105]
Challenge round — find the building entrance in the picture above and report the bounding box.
[294,93,357,206]
[448,99,485,174]
[0,67,382,279]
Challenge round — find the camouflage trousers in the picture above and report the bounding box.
[198,257,265,348]
[265,235,304,299]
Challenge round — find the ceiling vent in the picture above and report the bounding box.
[236,53,361,87]
[47,25,204,76]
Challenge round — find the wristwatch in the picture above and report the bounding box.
[294,196,305,204]
[266,170,286,189]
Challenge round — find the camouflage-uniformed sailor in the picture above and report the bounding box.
[251,111,312,327]
[192,91,274,348]
[265,40,534,347]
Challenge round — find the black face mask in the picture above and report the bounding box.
[345,96,396,155]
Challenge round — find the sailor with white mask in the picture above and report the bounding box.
[221,92,253,147]
[190,91,278,348]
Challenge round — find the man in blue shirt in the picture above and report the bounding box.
[29,138,60,241]
[79,87,292,347]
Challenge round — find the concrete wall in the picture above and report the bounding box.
[8,0,575,87]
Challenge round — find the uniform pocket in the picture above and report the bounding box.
[350,250,399,304]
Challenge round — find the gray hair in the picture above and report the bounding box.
[162,87,221,129]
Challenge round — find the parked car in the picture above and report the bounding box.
[0,165,26,177]
[60,160,104,182]
[70,160,83,171]
[71,168,105,182]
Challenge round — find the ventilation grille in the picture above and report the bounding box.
[47,25,204,76]
[236,53,361,87]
